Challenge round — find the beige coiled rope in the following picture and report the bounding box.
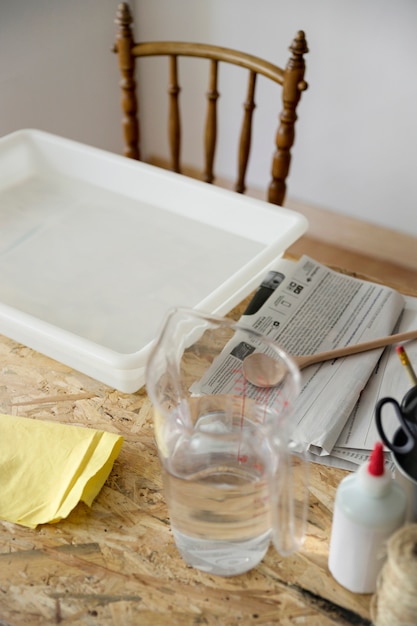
[370,524,417,626]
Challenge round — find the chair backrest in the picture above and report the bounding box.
[114,2,308,206]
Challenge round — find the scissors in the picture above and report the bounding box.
[375,386,417,454]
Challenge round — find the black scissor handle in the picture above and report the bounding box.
[375,396,416,454]
[401,385,417,437]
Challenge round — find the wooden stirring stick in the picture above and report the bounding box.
[294,328,417,370]
[243,328,417,387]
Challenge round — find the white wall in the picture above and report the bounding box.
[1,1,417,238]
[132,0,417,237]
[0,0,122,153]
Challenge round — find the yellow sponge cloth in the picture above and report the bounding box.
[0,413,123,528]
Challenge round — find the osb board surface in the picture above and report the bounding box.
[0,291,376,626]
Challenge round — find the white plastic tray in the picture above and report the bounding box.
[0,129,308,392]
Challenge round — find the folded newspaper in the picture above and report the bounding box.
[196,256,411,465]
[332,294,417,468]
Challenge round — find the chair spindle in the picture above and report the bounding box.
[168,56,181,173]
[236,70,257,195]
[204,60,219,184]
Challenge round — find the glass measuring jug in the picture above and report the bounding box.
[146,308,308,576]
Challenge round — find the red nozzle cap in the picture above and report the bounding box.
[368,442,385,476]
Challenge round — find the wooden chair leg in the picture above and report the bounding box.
[268,31,308,206]
[115,2,140,160]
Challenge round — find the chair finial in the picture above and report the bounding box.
[115,3,133,30]
[290,31,309,58]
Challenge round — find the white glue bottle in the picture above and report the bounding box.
[328,441,406,594]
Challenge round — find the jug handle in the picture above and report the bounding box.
[270,443,309,556]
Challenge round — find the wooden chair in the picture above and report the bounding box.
[113,2,308,206]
